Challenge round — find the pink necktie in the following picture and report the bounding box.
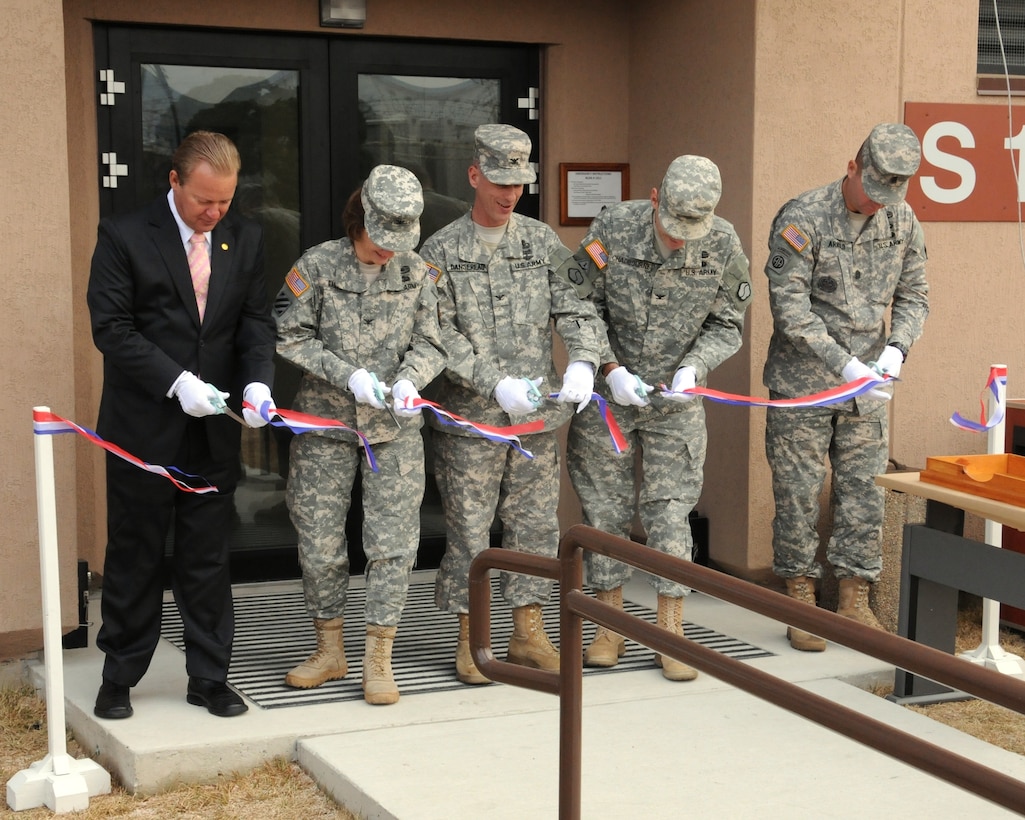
[187,232,211,321]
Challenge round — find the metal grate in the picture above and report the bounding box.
[979,0,1025,75]
[160,580,773,708]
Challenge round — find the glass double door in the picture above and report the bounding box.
[94,25,539,574]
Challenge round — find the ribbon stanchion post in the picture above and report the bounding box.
[7,408,111,812]
[955,367,1025,678]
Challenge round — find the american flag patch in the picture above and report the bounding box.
[285,267,308,297]
[584,239,608,269]
[781,224,809,252]
[425,261,444,285]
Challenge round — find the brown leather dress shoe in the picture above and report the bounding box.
[94,679,133,719]
[186,677,248,717]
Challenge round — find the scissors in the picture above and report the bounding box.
[523,378,544,409]
[370,373,402,429]
[207,384,251,427]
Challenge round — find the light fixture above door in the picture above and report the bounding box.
[320,0,366,28]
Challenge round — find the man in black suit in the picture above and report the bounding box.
[87,131,277,719]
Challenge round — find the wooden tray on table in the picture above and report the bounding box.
[918,454,1025,508]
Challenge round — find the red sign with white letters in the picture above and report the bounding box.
[904,101,1025,221]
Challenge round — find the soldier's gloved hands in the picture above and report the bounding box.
[242,382,276,427]
[173,371,227,417]
[605,366,652,407]
[495,376,544,416]
[555,361,595,413]
[875,345,904,379]
[348,368,390,409]
[842,357,890,401]
[392,379,422,417]
[665,366,698,403]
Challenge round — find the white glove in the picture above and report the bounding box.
[392,379,422,417]
[665,366,698,404]
[495,376,544,416]
[875,345,904,379]
[842,357,890,401]
[605,366,652,407]
[242,382,275,428]
[173,371,228,417]
[348,368,390,409]
[555,361,595,413]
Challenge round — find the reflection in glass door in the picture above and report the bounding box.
[134,63,304,558]
[357,75,499,243]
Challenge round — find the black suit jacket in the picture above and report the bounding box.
[87,195,275,464]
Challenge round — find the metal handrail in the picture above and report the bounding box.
[467,524,1025,820]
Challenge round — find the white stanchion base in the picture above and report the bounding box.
[958,644,1025,677]
[6,753,111,813]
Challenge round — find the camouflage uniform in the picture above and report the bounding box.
[763,124,928,582]
[565,194,752,596]
[275,237,445,625]
[421,211,602,613]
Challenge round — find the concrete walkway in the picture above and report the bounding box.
[29,572,1025,818]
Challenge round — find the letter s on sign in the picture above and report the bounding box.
[920,121,976,205]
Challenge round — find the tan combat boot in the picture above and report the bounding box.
[285,617,347,688]
[584,587,626,668]
[784,577,827,652]
[456,613,491,685]
[654,594,697,681]
[362,624,399,705]
[507,604,560,671]
[837,578,884,630]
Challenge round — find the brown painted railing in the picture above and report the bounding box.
[467,524,1025,820]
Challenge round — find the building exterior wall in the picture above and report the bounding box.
[1,0,78,656]
[0,0,1015,654]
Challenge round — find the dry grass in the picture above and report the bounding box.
[871,594,1025,756]
[0,686,358,819]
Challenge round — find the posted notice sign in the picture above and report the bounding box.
[904,101,1025,221]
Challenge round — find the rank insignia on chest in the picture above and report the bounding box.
[285,266,309,297]
[780,224,809,253]
[584,239,608,269]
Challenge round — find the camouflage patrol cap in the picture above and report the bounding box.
[657,155,722,240]
[474,124,537,185]
[361,164,424,251]
[860,123,921,206]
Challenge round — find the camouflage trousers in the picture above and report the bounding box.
[566,400,706,598]
[433,430,560,614]
[764,396,888,582]
[286,430,424,626]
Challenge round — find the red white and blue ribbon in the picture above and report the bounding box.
[32,409,218,493]
[244,402,379,472]
[249,398,545,463]
[658,375,893,408]
[591,393,628,454]
[410,398,544,459]
[949,366,1008,433]
[544,392,629,454]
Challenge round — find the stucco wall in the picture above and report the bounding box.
[1,0,78,656]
